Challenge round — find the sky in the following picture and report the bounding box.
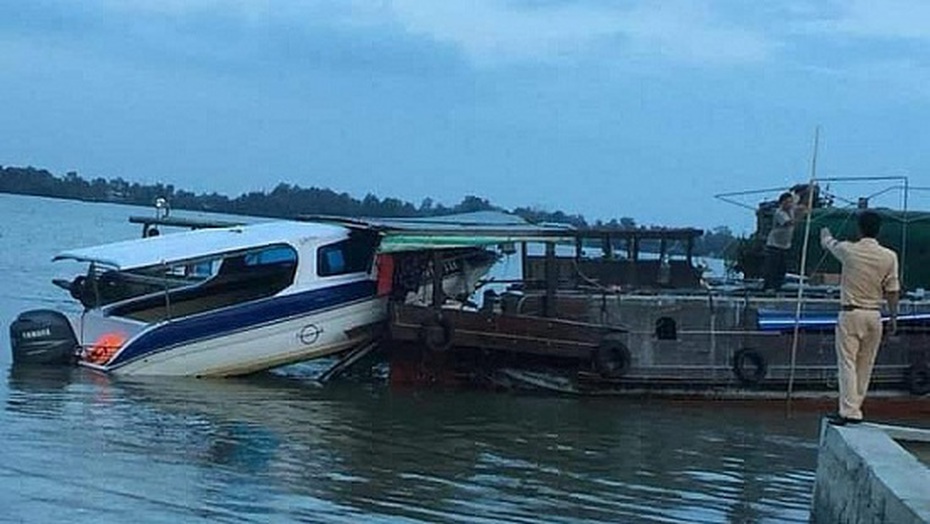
[2,1,930,233]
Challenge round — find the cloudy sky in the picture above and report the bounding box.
[2,1,930,232]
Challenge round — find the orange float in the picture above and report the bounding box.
[85,332,127,365]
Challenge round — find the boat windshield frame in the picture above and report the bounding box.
[66,243,301,322]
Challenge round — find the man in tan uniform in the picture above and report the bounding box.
[820,211,899,425]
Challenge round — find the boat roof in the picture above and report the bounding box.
[54,221,348,270]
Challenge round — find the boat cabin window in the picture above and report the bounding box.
[244,246,296,266]
[317,232,378,277]
[102,244,299,322]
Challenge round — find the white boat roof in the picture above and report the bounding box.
[54,221,349,270]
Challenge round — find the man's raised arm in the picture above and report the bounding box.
[820,227,845,261]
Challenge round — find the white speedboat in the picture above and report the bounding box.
[11,221,390,376]
[10,217,505,376]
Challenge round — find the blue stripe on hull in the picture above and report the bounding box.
[757,309,930,332]
[108,280,377,367]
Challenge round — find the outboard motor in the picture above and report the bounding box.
[10,310,78,365]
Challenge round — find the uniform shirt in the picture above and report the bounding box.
[821,234,900,309]
[766,208,795,249]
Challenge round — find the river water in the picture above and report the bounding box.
[0,194,822,523]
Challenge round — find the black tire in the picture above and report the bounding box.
[594,338,632,379]
[906,363,930,396]
[420,315,454,352]
[732,348,767,385]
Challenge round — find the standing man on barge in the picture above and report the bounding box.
[762,191,807,291]
[820,211,899,425]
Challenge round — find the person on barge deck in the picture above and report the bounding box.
[762,191,807,291]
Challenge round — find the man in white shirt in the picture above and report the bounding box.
[762,192,806,291]
[820,211,900,425]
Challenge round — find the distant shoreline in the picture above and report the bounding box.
[0,164,737,257]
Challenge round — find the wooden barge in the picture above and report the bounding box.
[375,223,930,401]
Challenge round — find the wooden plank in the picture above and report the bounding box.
[545,242,557,318]
[389,304,618,359]
[389,323,596,358]
[431,250,444,309]
[391,304,617,342]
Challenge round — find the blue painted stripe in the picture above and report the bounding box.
[108,280,376,367]
[757,310,930,332]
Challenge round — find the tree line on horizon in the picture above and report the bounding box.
[0,165,738,257]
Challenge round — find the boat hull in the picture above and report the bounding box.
[96,296,387,377]
[464,291,930,398]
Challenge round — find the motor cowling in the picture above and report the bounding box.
[10,310,78,365]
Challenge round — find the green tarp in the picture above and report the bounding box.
[790,208,930,290]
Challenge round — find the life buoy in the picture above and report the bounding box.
[420,315,454,352]
[594,337,632,379]
[732,348,767,385]
[906,363,930,396]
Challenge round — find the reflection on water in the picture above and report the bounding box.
[3,367,819,523]
[0,194,821,523]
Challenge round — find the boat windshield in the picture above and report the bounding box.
[67,244,299,322]
[61,261,217,310]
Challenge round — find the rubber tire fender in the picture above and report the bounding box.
[732,348,767,385]
[906,363,930,396]
[594,337,632,379]
[420,315,454,352]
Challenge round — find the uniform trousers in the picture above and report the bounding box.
[835,309,883,420]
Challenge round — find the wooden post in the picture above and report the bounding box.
[432,250,444,311]
[603,233,613,260]
[520,241,529,287]
[544,242,557,318]
[686,236,694,267]
[630,235,641,285]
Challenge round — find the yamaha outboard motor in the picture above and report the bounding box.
[10,310,78,365]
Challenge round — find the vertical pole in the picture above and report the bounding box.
[787,126,820,416]
[520,241,529,287]
[686,236,694,267]
[901,177,909,289]
[544,242,557,318]
[89,262,100,309]
[631,235,640,286]
[432,250,444,312]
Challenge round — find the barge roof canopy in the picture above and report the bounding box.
[304,212,703,253]
[304,211,579,253]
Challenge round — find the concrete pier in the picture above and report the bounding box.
[812,420,930,523]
